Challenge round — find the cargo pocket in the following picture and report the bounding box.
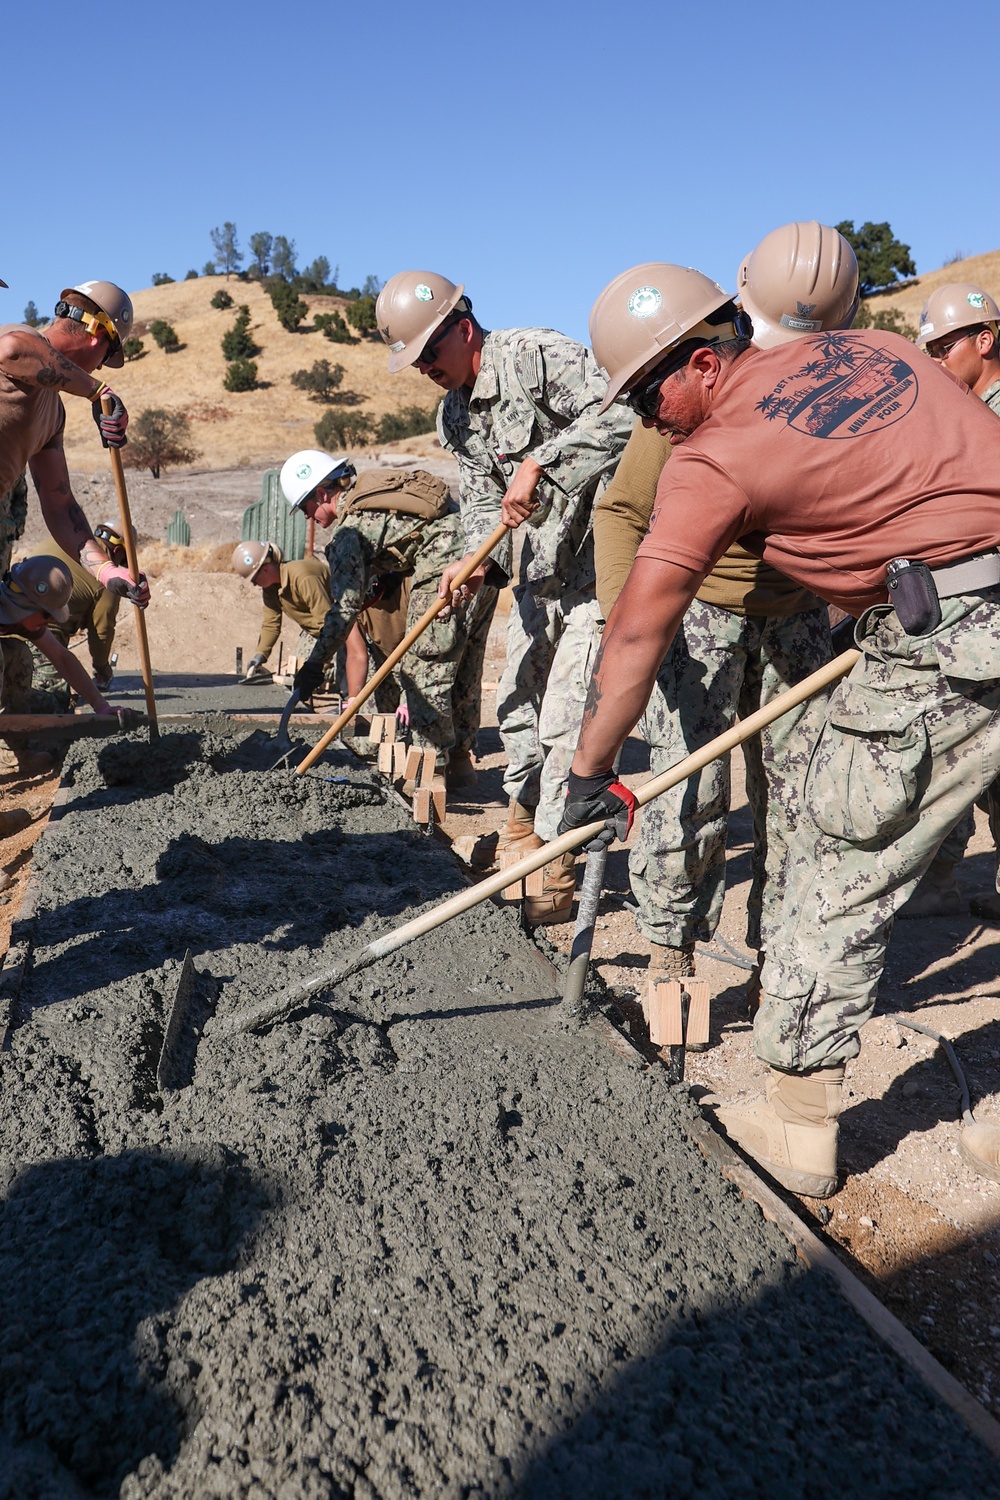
[805,680,929,844]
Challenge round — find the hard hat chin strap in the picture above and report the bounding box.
[53,300,120,350]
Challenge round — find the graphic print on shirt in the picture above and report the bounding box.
[754,333,918,440]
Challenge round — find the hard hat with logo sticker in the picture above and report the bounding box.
[737,222,860,349]
[375,271,469,373]
[0,557,72,624]
[279,450,357,511]
[56,281,134,368]
[589,263,737,412]
[916,283,1000,348]
[231,539,283,580]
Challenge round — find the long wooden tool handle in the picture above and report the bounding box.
[102,397,158,738]
[295,520,510,774]
[227,647,860,1034]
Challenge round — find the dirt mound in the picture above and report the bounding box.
[1,723,998,1496]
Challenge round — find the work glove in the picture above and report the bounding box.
[100,564,150,608]
[95,705,143,730]
[558,770,637,843]
[294,659,324,701]
[243,653,269,683]
[91,385,129,448]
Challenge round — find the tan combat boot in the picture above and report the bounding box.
[0,809,31,838]
[445,749,478,792]
[524,851,577,926]
[704,1064,844,1198]
[495,799,543,856]
[0,744,54,777]
[960,1121,1000,1183]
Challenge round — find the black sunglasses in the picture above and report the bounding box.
[418,315,464,366]
[621,347,691,419]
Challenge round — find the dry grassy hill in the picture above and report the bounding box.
[864,249,1000,330]
[61,276,433,471]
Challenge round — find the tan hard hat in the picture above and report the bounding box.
[0,556,72,624]
[589,263,735,412]
[58,280,134,368]
[737,222,859,349]
[916,283,1000,348]
[231,539,281,580]
[375,271,468,373]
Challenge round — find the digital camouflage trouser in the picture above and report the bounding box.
[402,583,497,757]
[631,600,833,951]
[758,590,1000,1073]
[498,582,602,842]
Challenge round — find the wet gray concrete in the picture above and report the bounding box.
[1,722,998,1498]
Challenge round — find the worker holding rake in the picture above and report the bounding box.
[561,259,1000,1197]
[376,271,632,922]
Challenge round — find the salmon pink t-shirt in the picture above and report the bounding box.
[637,331,1000,616]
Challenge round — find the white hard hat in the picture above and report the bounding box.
[279,450,356,511]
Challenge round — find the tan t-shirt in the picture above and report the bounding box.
[637,331,1000,616]
[257,556,332,658]
[0,325,67,495]
[594,419,821,617]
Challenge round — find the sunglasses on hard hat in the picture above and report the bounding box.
[417,315,464,367]
[925,327,981,361]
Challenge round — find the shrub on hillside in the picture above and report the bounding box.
[224,358,258,392]
[23,301,43,327]
[149,319,180,353]
[291,360,346,402]
[211,288,234,311]
[185,269,199,280]
[221,306,259,360]
[853,302,917,341]
[120,407,199,479]
[151,272,175,286]
[314,311,353,343]
[344,295,377,337]
[122,337,145,361]
[314,409,374,448]
[270,280,308,332]
[376,404,438,443]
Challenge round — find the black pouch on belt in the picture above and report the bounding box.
[886,558,942,636]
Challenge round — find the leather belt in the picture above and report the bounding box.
[930,550,1000,599]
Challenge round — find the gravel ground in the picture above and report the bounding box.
[0,723,999,1498]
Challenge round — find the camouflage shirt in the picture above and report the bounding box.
[309,504,466,667]
[437,328,632,598]
[982,379,1000,418]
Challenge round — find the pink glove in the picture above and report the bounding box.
[395,702,410,728]
[99,563,150,608]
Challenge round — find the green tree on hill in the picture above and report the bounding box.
[221,306,259,360]
[249,231,273,279]
[211,288,234,311]
[836,221,916,296]
[272,236,297,281]
[23,301,43,327]
[224,358,258,392]
[120,408,199,479]
[151,271,175,286]
[314,408,374,448]
[853,302,917,341]
[291,360,346,402]
[314,310,353,343]
[149,319,181,353]
[210,222,243,279]
[376,404,438,443]
[344,295,377,337]
[122,337,145,361]
[270,280,308,332]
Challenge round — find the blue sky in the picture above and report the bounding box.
[4,0,995,344]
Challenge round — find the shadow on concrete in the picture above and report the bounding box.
[0,1148,268,1499]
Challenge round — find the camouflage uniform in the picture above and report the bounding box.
[438,328,631,839]
[632,600,833,951]
[27,541,121,711]
[0,473,30,711]
[308,499,497,756]
[757,590,1000,1072]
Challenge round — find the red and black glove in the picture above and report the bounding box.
[91,385,129,448]
[99,563,150,607]
[558,769,637,842]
